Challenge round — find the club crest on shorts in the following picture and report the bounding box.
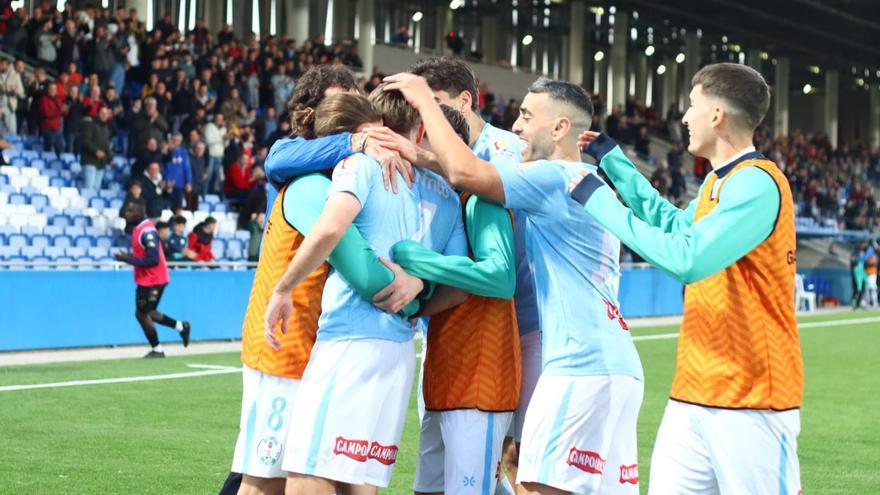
[333,436,370,462]
[619,464,639,484]
[256,437,282,466]
[567,448,606,474]
[367,441,399,465]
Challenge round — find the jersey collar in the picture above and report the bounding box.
[713,146,763,179]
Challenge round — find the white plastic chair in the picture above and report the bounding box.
[794,274,817,312]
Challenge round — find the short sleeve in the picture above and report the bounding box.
[495,161,564,213]
[327,155,376,206]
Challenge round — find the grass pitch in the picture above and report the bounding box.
[1,310,877,494]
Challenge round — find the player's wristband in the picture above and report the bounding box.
[418,279,436,300]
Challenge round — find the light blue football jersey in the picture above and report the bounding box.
[471,122,540,335]
[318,153,467,342]
[496,159,643,380]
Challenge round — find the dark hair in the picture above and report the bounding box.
[314,93,381,137]
[409,56,480,111]
[368,84,420,134]
[692,63,770,132]
[171,216,187,225]
[288,65,357,137]
[129,180,142,188]
[156,221,169,230]
[205,216,217,225]
[527,77,594,131]
[436,104,470,143]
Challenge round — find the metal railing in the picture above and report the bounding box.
[0,260,258,270]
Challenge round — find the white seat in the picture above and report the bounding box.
[43,186,60,198]
[9,175,29,188]
[60,187,79,198]
[193,211,209,224]
[794,274,817,312]
[111,217,126,230]
[67,196,87,209]
[0,165,18,176]
[19,167,38,177]
[49,196,71,209]
[26,213,48,228]
[8,214,28,229]
[159,209,173,222]
[28,175,49,189]
[91,216,109,230]
[13,205,36,215]
[102,207,119,218]
[181,210,194,223]
[220,220,237,233]
[0,191,6,205]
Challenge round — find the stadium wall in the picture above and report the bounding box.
[0,268,686,351]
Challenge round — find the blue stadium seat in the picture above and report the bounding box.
[48,159,64,172]
[5,255,26,264]
[0,246,20,259]
[44,246,65,258]
[21,150,38,160]
[95,236,114,249]
[43,169,59,178]
[21,225,41,237]
[84,227,104,237]
[109,198,124,209]
[50,215,72,227]
[21,245,44,258]
[64,226,85,237]
[7,233,27,248]
[215,231,233,240]
[75,255,96,269]
[0,225,19,237]
[234,230,250,242]
[1,184,18,195]
[8,192,26,205]
[52,235,73,248]
[63,207,83,217]
[198,203,212,212]
[204,194,220,205]
[74,235,94,248]
[29,194,49,209]
[65,247,86,258]
[97,189,117,199]
[42,224,63,237]
[211,239,226,255]
[31,255,51,267]
[80,189,97,201]
[30,234,50,248]
[72,215,91,228]
[55,255,74,264]
[49,177,68,188]
[10,157,26,167]
[29,159,46,170]
[88,247,109,259]
[0,174,7,185]
[89,197,107,209]
[59,152,75,163]
[225,246,243,261]
[212,203,228,213]
[20,185,39,196]
[69,162,82,174]
[40,151,56,160]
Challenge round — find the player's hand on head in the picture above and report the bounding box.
[264,291,293,351]
[373,258,424,314]
[568,168,590,193]
[382,73,434,109]
[577,131,601,151]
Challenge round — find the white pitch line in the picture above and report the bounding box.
[185,363,241,371]
[0,367,242,393]
[632,316,880,343]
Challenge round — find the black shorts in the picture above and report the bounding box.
[136,284,167,313]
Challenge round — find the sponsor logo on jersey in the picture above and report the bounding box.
[367,441,398,465]
[333,436,369,462]
[256,436,282,466]
[619,464,639,484]
[567,448,606,474]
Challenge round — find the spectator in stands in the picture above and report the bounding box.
[634,125,652,162]
[38,80,65,155]
[132,96,168,151]
[0,58,24,135]
[271,65,294,115]
[88,25,116,83]
[59,17,80,70]
[188,140,207,209]
[238,164,267,230]
[82,84,104,118]
[223,130,254,203]
[180,106,206,143]
[650,164,670,197]
[163,132,192,210]
[606,104,623,141]
[132,137,163,183]
[141,161,170,220]
[392,26,410,47]
[203,112,227,195]
[35,18,57,66]
[162,216,191,262]
[120,180,146,232]
[187,216,216,262]
[221,87,248,129]
[80,105,113,190]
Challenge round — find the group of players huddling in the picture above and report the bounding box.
[218,56,804,495]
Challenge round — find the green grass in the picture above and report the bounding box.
[1,310,878,494]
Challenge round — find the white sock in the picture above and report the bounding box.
[175,321,184,331]
[495,475,516,495]
[153,344,164,353]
